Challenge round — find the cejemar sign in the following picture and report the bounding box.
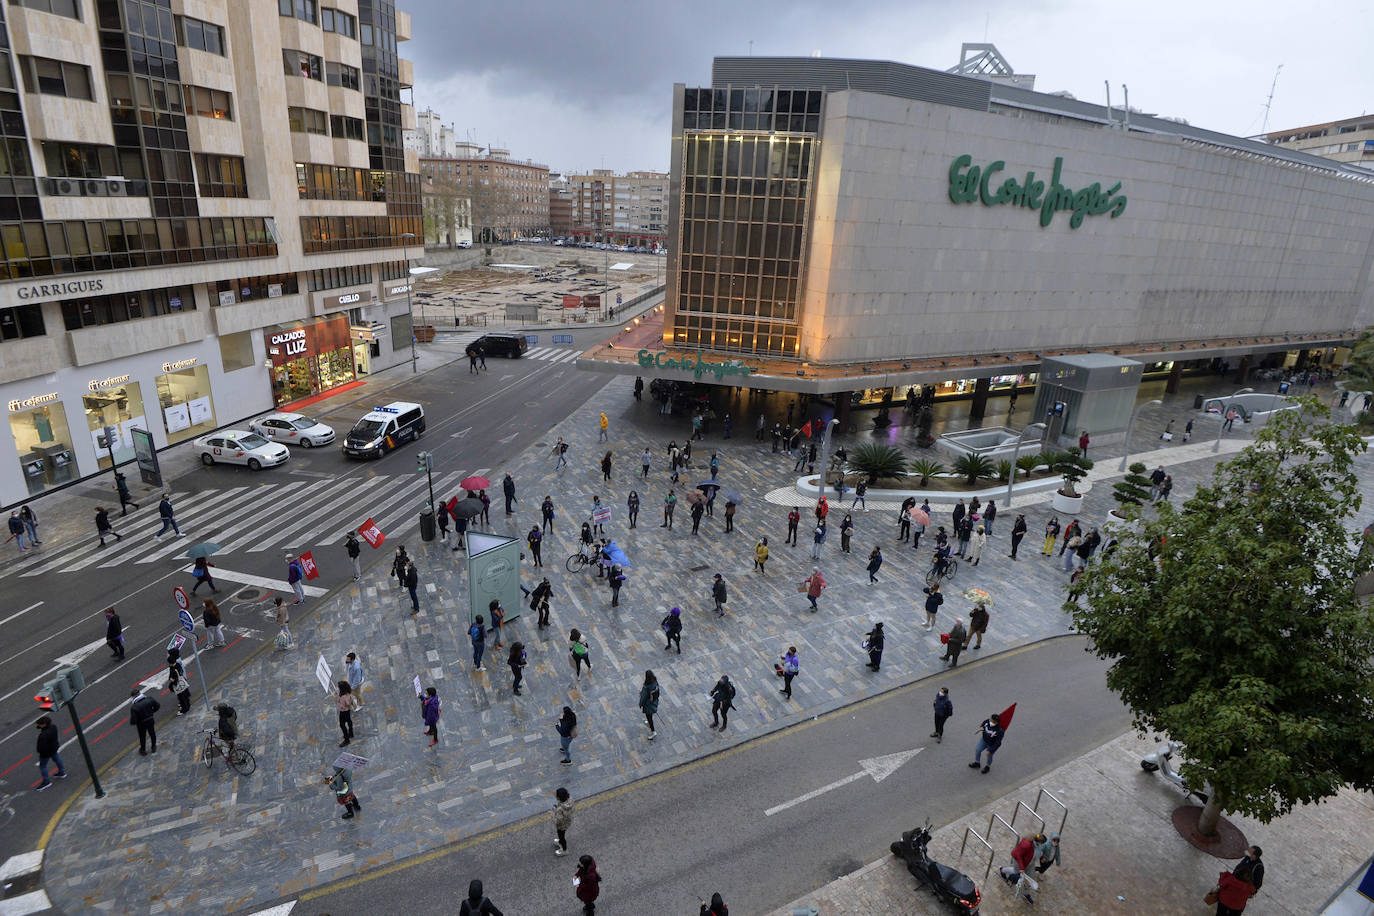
[948,155,1127,228]
[637,349,757,381]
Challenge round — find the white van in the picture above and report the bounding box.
[342,401,426,459]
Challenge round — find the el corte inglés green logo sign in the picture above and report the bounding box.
[638,349,756,380]
[948,155,1127,228]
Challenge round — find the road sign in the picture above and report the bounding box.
[178,609,194,633]
[174,586,189,610]
[166,633,186,652]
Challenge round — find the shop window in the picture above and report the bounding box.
[84,382,146,469]
[0,304,45,340]
[213,272,298,303]
[10,400,74,495]
[156,364,215,444]
[265,316,355,405]
[219,330,256,372]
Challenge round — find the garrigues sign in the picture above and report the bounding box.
[948,155,1127,228]
[637,349,757,380]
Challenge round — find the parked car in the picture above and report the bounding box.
[343,401,426,459]
[250,412,335,447]
[196,430,289,470]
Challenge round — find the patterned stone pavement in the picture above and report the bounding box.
[43,373,1374,914]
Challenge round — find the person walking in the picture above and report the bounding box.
[573,854,601,915]
[129,688,159,755]
[839,513,854,553]
[190,556,218,594]
[94,506,123,546]
[167,651,191,715]
[723,498,736,533]
[453,513,469,552]
[778,647,800,698]
[468,614,486,671]
[754,536,769,574]
[553,436,570,471]
[334,681,357,747]
[508,642,527,696]
[700,892,729,916]
[344,652,366,706]
[458,880,503,915]
[1009,514,1027,559]
[627,491,640,529]
[104,607,125,660]
[661,607,682,653]
[541,495,556,533]
[285,554,306,604]
[115,471,138,514]
[709,451,720,479]
[802,567,826,612]
[33,715,67,790]
[786,507,800,546]
[598,411,609,442]
[420,686,441,746]
[19,505,39,546]
[527,525,543,567]
[689,498,705,535]
[966,602,990,649]
[274,597,293,649]
[711,573,728,617]
[922,583,944,630]
[867,545,883,583]
[709,675,736,730]
[1042,516,1060,556]
[941,618,966,667]
[1034,832,1061,875]
[202,598,226,648]
[154,493,182,539]
[404,560,420,614]
[569,628,592,684]
[931,687,953,742]
[662,489,677,529]
[1078,429,1090,455]
[607,563,625,607]
[638,670,660,739]
[344,531,362,580]
[810,520,827,559]
[326,766,361,820]
[634,376,644,401]
[640,447,652,479]
[532,577,553,628]
[1183,418,1194,442]
[851,480,868,511]
[502,473,517,515]
[486,600,506,648]
[1210,862,1257,916]
[983,500,996,537]
[969,712,1005,774]
[864,622,885,671]
[998,834,1040,905]
[556,705,577,765]
[600,451,613,483]
[553,787,574,856]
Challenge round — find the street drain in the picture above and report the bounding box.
[689,564,710,572]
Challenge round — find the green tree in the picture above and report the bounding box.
[951,453,995,485]
[1342,328,1374,396]
[1053,447,1093,497]
[909,457,945,486]
[1067,398,1374,836]
[849,444,906,483]
[1111,461,1153,511]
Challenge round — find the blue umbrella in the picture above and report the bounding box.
[721,489,744,504]
[185,542,222,559]
[695,480,722,491]
[603,540,631,567]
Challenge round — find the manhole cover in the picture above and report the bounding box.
[234,586,266,601]
[689,564,710,572]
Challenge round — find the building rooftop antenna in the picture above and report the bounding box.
[1260,64,1283,135]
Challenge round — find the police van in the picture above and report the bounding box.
[342,401,425,459]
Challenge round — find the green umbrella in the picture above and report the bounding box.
[185,542,222,559]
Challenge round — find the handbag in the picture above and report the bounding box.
[774,663,785,677]
[939,633,950,644]
[1203,890,1219,906]
[336,791,357,806]
[796,582,807,593]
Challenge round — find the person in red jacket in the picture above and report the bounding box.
[1212,862,1257,915]
[998,834,1040,904]
[574,854,601,915]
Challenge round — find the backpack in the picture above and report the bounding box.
[469,623,484,644]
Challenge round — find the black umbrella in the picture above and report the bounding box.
[449,497,484,520]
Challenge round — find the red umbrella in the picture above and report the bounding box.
[460,475,491,490]
[998,702,1017,731]
[912,508,931,527]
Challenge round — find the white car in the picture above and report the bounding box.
[251,412,335,447]
[196,430,289,470]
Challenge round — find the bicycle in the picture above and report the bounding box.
[201,730,256,775]
[565,551,595,573]
[925,558,959,587]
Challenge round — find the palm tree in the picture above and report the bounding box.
[951,454,995,485]
[850,444,907,483]
[910,457,946,486]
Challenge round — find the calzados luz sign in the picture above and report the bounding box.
[637,350,757,380]
[948,155,1127,228]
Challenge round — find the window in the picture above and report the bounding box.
[0,303,45,340]
[279,0,318,24]
[60,286,196,330]
[42,142,118,178]
[329,115,364,141]
[212,272,299,303]
[193,153,247,198]
[283,50,323,81]
[288,107,327,135]
[379,260,407,281]
[299,215,423,253]
[181,85,233,120]
[321,8,356,37]
[306,263,372,291]
[174,16,225,56]
[18,56,94,101]
[10,0,80,19]
[325,62,360,90]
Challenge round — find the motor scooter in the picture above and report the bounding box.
[1140,739,1210,802]
[890,820,981,913]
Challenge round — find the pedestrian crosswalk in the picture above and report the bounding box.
[0,468,488,581]
[523,346,581,364]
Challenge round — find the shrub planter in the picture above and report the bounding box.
[1051,489,1085,515]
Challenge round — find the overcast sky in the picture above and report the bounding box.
[404,0,1372,176]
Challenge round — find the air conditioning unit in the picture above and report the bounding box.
[81,179,108,197]
[106,179,129,198]
[47,178,81,197]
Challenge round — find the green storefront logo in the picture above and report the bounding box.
[637,349,757,380]
[948,155,1127,228]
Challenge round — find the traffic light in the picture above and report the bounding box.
[40,666,85,708]
[34,693,54,711]
[417,451,431,473]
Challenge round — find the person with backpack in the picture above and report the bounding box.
[527,525,543,567]
[553,437,570,470]
[167,650,192,714]
[709,674,736,731]
[699,892,729,916]
[458,879,503,915]
[469,615,486,671]
[508,642,527,696]
[711,573,728,617]
[931,687,953,742]
[436,501,451,547]
[778,647,799,699]
[531,577,553,628]
[638,670,660,739]
[851,479,868,511]
[568,628,592,684]
[922,584,944,630]
[556,706,577,765]
[661,607,682,653]
[344,531,362,580]
[420,686,441,747]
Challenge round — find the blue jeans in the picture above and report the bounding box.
[157,517,180,536]
[473,642,485,668]
[559,734,572,762]
[408,586,418,612]
[39,751,65,784]
[24,520,38,543]
[973,736,999,766]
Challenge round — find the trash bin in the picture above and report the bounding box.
[1193,395,1205,410]
[419,508,436,542]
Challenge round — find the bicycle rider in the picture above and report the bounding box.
[930,540,953,581]
[214,703,238,751]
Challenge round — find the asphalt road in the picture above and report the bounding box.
[0,326,617,863]
[291,635,1130,916]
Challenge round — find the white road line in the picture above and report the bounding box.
[525,347,553,359]
[247,473,415,552]
[207,478,356,553]
[246,901,296,915]
[0,601,43,627]
[0,850,43,882]
[0,888,51,915]
[134,482,331,564]
[120,485,299,566]
[78,486,262,570]
[371,469,477,535]
[187,565,328,597]
[291,471,464,549]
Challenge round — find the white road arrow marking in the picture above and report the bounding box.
[182,565,327,597]
[451,427,472,439]
[763,747,923,817]
[54,633,124,670]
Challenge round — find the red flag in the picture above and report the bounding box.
[800,420,812,438]
[998,702,1018,731]
[358,518,385,548]
[445,495,459,516]
[299,550,320,580]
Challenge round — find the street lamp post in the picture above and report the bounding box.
[1212,387,1254,452]
[402,232,418,374]
[1119,399,1163,471]
[816,418,841,502]
[1005,422,1047,509]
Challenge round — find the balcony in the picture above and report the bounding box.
[398,57,414,90]
[395,10,412,41]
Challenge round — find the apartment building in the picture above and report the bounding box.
[0,0,423,507]
[406,106,455,158]
[566,169,666,247]
[548,176,573,238]
[1265,114,1374,168]
[418,146,549,242]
